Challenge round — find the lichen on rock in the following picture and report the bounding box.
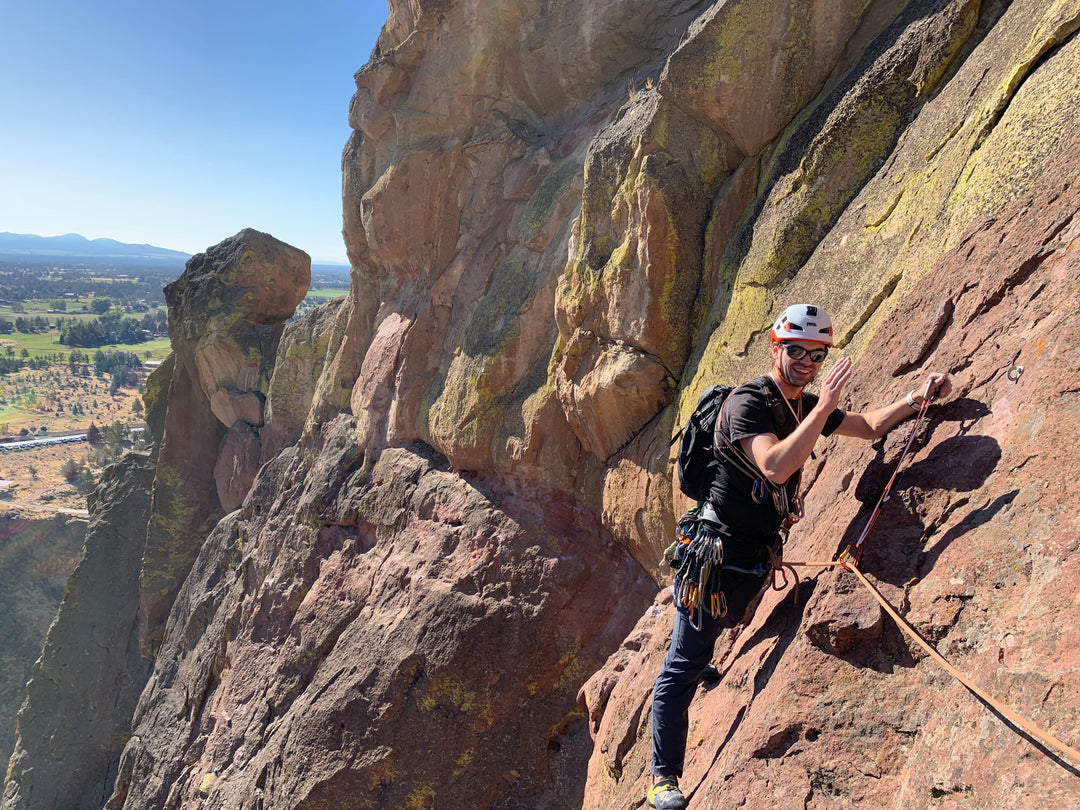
[10,1,1080,809]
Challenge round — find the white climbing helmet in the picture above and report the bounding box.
[771,304,834,345]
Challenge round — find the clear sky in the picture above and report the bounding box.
[1,1,389,264]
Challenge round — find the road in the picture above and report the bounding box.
[0,433,88,451]
[0,499,89,517]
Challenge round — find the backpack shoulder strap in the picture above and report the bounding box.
[758,374,796,438]
[713,377,775,480]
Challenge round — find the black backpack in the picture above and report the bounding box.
[671,378,790,504]
[672,384,734,503]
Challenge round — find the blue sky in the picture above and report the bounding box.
[1,1,388,264]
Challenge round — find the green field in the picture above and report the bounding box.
[0,283,348,365]
[305,287,350,300]
[0,329,172,362]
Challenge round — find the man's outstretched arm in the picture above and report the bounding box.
[834,371,952,440]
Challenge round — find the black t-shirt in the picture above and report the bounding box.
[708,376,845,566]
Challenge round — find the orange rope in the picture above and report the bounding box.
[778,558,1080,765]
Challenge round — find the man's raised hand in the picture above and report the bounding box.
[817,356,852,412]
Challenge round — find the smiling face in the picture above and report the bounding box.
[772,339,829,389]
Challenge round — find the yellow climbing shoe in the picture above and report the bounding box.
[647,777,687,809]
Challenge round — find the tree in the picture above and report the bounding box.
[61,458,84,483]
[105,421,127,455]
[91,297,112,315]
[86,422,103,445]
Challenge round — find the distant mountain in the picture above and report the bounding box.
[0,232,191,261]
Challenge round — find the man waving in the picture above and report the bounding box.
[647,304,952,810]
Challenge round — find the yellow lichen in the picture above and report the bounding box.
[405,784,436,809]
[420,673,495,730]
[453,748,476,778]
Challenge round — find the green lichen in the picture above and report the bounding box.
[462,255,533,359]
[427,247,560,462]
[517,158,579,236]
[420,673,495,731]
[142,354,175,415]
[366,758,402,793]
[145,465,199,554]
[452,748,476,778]
[405,784,436,809]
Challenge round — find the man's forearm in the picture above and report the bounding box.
[840,386,932,439]
[742,405,832,484]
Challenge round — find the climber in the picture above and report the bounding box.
[647,303,952,810]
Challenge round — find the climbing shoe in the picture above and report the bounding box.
[647,777,687,809]
[700,664,721,687]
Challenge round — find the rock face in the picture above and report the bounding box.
[142,229,310,653]
[7,0,1080,808]
[0,515,85,778]
[578,1,1080,807]
[2,456,153,810]
[107,430,649,810]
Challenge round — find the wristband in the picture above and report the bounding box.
[906,390,921,411]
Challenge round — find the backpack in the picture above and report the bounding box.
[671,378,791,504]
[672,384,733,503]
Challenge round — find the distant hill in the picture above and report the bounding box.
[0,232,191,262]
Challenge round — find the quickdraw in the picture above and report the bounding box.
[669,514,730,631]
[668,504,801,632]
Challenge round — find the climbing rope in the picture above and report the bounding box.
[779,556,1080,766]
[769,381,1080,766]
[841,378,935,566]
[846,559,1080,765]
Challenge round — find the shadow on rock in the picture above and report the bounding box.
[921,487,1018,575]
[834,403,1000,586]
[691,581,817,801]
[715,578,818,695]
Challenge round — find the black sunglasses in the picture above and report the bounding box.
[782,343,829,363]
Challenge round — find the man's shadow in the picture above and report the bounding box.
[832,397,1000,585]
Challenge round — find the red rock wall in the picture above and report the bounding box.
[7,1,1080,809]
[582,130,1080,808]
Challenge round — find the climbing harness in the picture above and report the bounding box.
[666,505,792,632]
[668,502,803,632]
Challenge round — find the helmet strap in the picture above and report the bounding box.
[771,365,801,392]
[770,344,804,395]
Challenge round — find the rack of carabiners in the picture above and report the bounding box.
[671,513,728,630]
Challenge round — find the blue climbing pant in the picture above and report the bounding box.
[650,604,725,778]
[651,569,767,778]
